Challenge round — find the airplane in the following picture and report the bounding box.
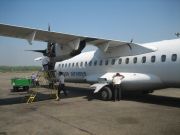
[0,23,180,100]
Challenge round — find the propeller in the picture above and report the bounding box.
[26,24,55,62]
[25,24,52,56]
[47,24,56,70]
[25,49,47,55]
[47,24,56,57]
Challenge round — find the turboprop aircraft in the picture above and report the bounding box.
[0,23,180,100]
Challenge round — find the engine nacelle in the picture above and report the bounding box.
[54,39,86,62]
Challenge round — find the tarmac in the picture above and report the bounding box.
[0,72,180,135]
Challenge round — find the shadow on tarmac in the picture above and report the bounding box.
[0,86,92,106]
[0,87,180,108]
[123,91,180,108]
[65,87,180,108]
[0,93,51,106]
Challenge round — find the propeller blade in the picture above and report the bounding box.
[25,49,47,54]
[34,57,43,61]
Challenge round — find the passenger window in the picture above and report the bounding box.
[105,60,109,65]
[94,60,97,66]
[142,56,146,63]
[111,59,115,65]
[133,57,137,64]
[161,55,166,62]
[89,61,92,66]
[62,64,64,68]
[80,62,83,67]
[59,64,61,67]
[85,61,88,66]
[125,58,129,64]
[72,63,74,67]
[99,60,103,66]
[151,56,156,63]
[76,62,79,67]
[172,54,177,62]
[68,63,71,67]
[118,58,122,64]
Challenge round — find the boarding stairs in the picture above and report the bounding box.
[26,70,58,104]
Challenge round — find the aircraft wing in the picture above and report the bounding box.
[0,23,84,45]
[0,23,126,45]
[0,23,156,54]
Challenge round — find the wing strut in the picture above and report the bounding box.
[26,31,36,45]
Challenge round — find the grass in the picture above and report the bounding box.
[0,66,41,72]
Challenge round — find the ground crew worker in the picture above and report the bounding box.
[31,73,36,86]
[56,72,67,101]
[42,55,50,71]
[112,73,125,101]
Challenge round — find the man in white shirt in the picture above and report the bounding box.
[56,72,67,101]
[31,73,36,86]
[112,73,125,101]
[42,56,50,71]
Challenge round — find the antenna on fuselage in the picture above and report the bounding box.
[130,38,133,43]
[127,38,133,51]
[175,32,180,38]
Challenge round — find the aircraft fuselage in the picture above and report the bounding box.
[55,39,180,91]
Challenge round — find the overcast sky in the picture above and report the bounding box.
[0,0,180,66]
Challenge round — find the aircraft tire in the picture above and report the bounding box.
[100,86,112,101]
[142,90,154,94]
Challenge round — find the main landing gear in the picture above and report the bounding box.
[98,85,123,101]
[99,86,112,101]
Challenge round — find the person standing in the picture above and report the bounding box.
[112,73,125,101]
[56,72,67,101]
[42,55,50,71]
[31,73,38,86]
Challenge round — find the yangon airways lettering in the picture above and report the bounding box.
[63,72,86,77]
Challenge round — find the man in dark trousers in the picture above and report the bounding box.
[112,73,125,101]
[56,72,67,101]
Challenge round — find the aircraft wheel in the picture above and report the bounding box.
[142,90,154,94]
[100,87,112,101]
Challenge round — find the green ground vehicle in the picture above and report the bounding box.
[11,78,32,91]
